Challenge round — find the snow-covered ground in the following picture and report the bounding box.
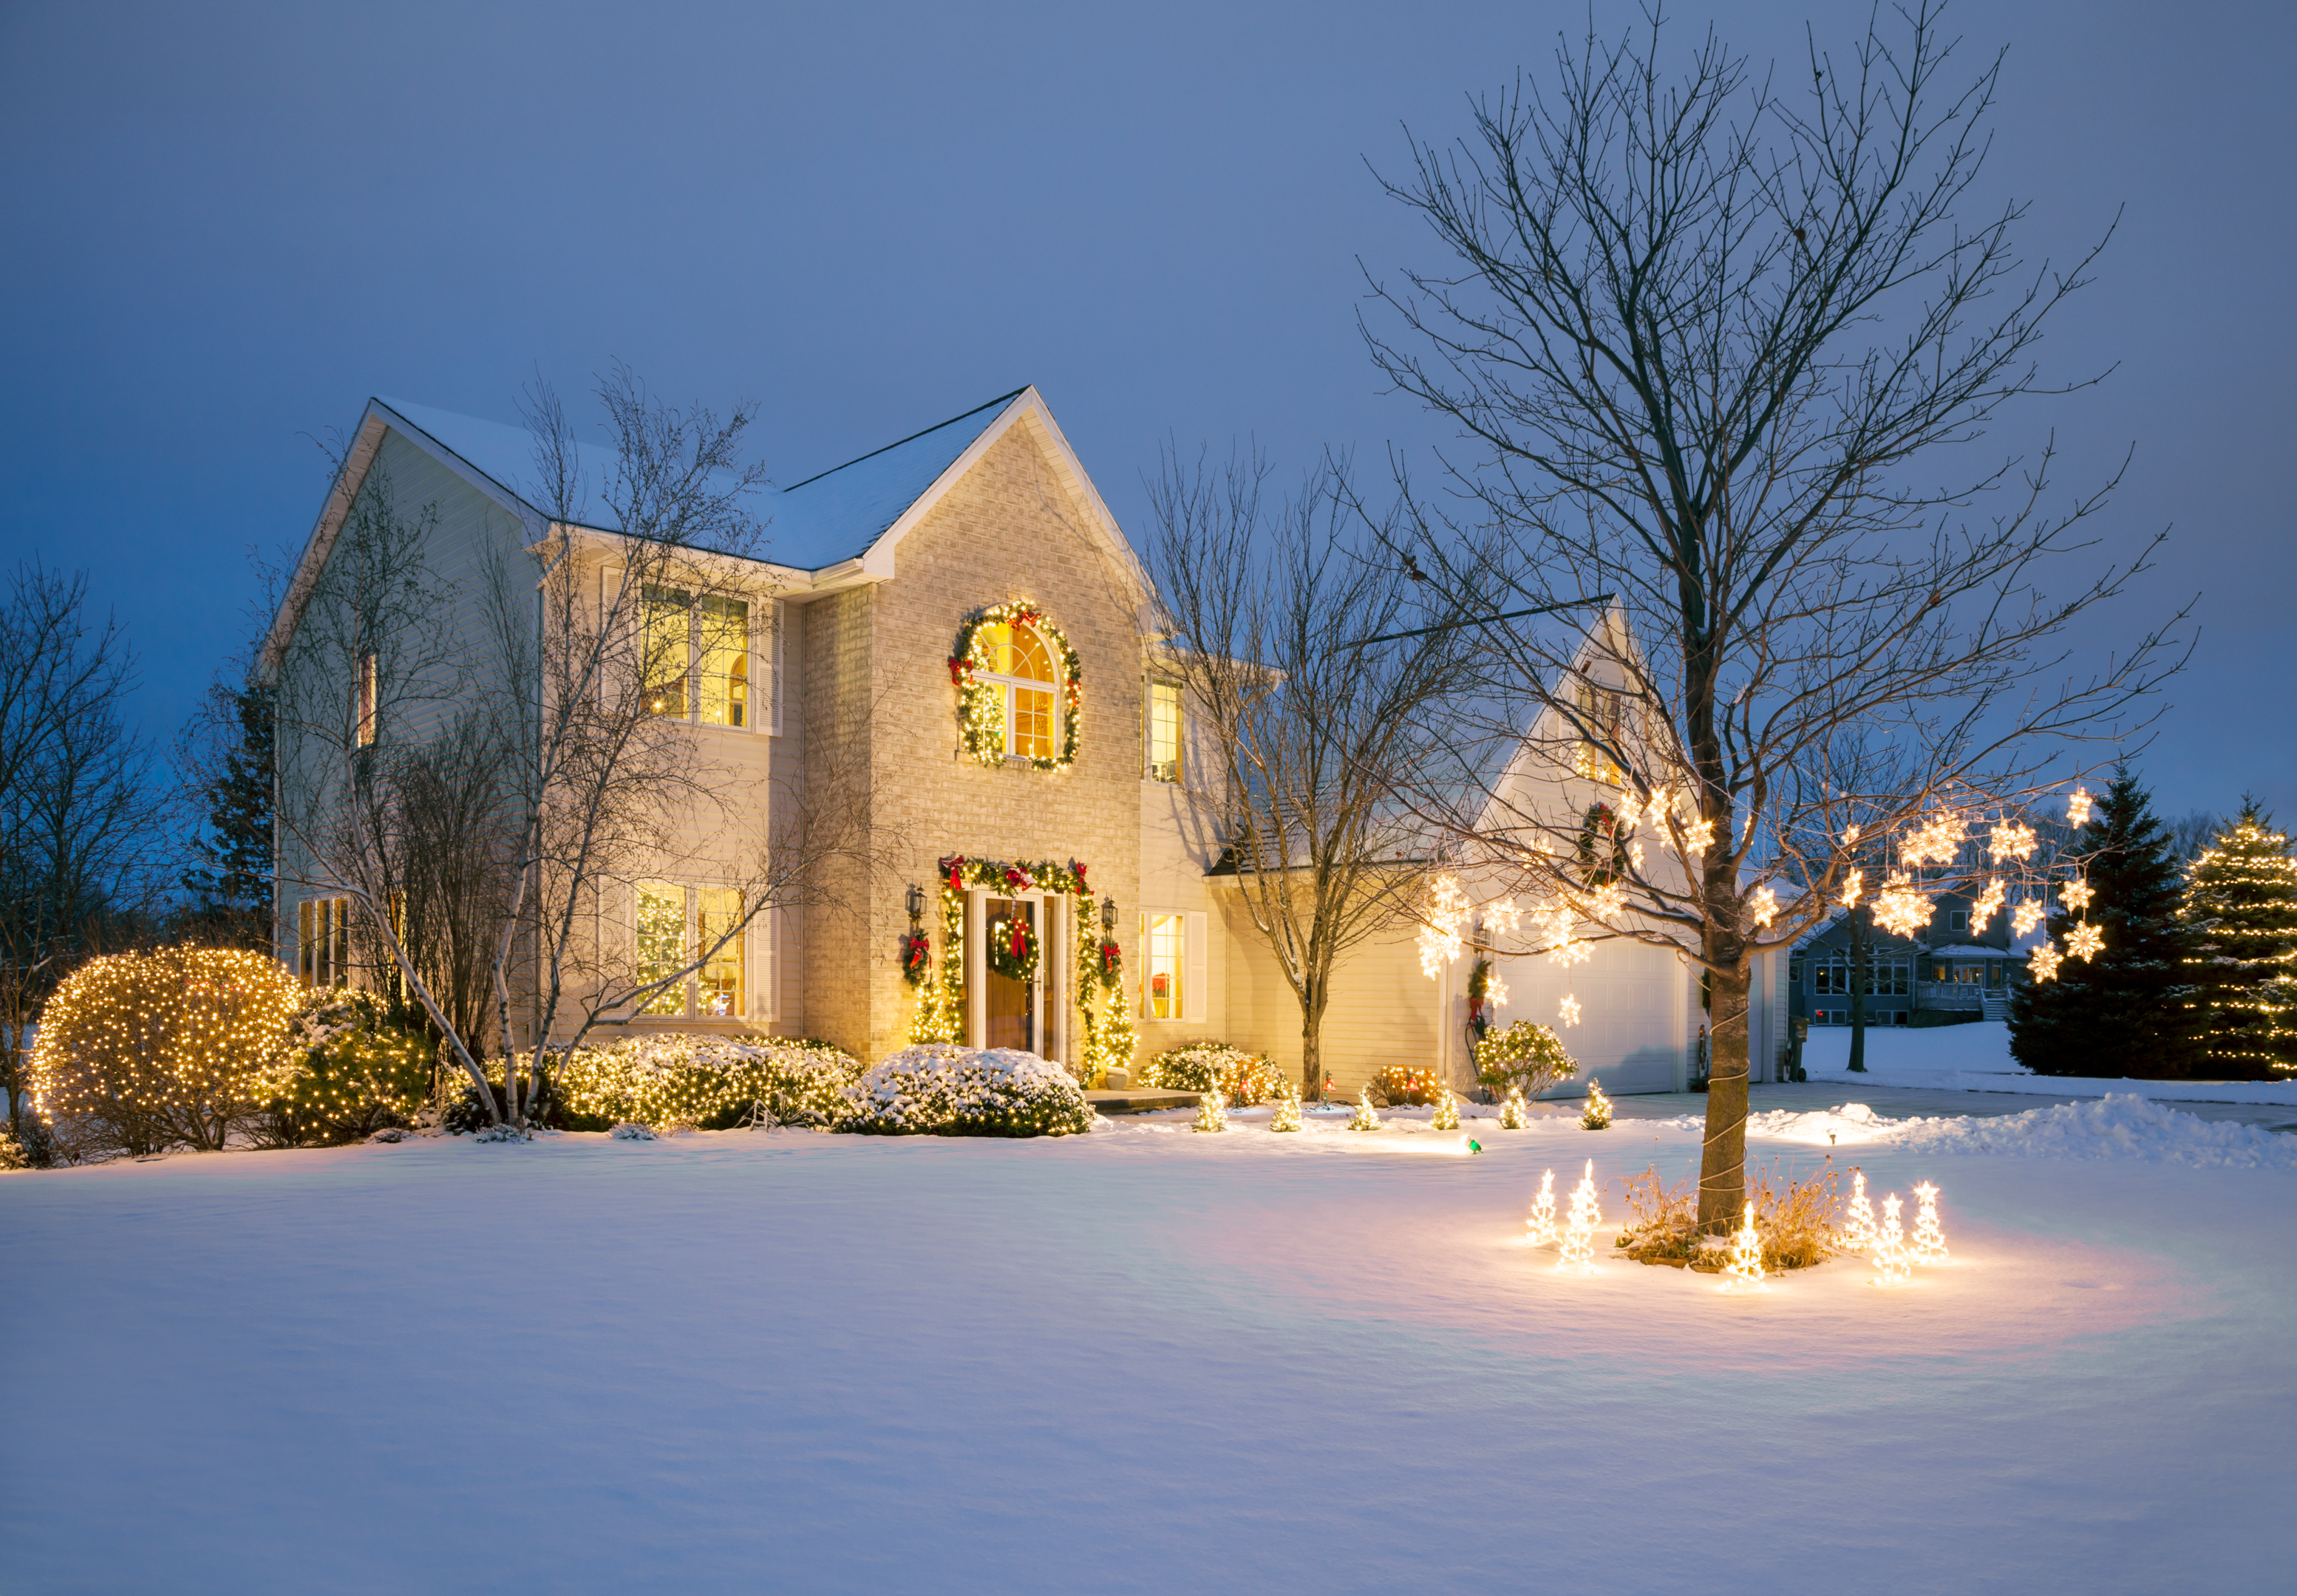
[1802,1019,2297,1105]
[4,1100,2292,1594]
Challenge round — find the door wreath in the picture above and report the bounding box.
[984,912,1041,983]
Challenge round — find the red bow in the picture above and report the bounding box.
[947,655,967,685]
[945,856,966,892]
[1008,921,1027,958]
[1004,867,1027,888]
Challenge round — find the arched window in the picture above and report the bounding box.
[977,619,1058,761]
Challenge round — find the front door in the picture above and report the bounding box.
[983,896,1039,1054]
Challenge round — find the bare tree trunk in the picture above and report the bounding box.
[1697,955,1752,1229]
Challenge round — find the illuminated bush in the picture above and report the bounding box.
[255,986,434,1147]
[1143,1042,1282,1104]
[1370,1063,1437,1107]
[550,1034,863,1131]
[840,1044,1092,1137]
[33,947,301,1159]
[1472,1020,1579,1099]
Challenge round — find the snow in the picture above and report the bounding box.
[4,1102,2292,1593]
[1803,1020,2297,1105]
[1667,1095,2297,1167]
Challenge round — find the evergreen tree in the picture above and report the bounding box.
[2010,769,2205,1077]
[180,677,273,948]
[2182,802,2297,1079]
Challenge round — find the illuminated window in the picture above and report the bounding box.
[1146,680,1182,782]
[298,896,353,986]
[979,619,1058,761]
[353,652,378,747]
[636,881,747,1019]
[697,596,749,728]
[1573,678,1623,783]
[1143,911,1184,1020]
[644,589,758,729]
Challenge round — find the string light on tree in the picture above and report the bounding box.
[1430,1087,1461,1131]
[1910,1181,1950,1264]
[1872,1193,1913,1286]
[1721,1201,1766,1289]
[1990,820,2039,861]
[2065,922,2104,961]
[1874,873,1933,938]
[2180,806,2297,1077]
[1526,1169,1558,1243]
[1268,1085,1302,1132]
[1192,1089,1228,1133]
[1972,877,2006,928]
[1417,874,1471,978]
[1558,1160,1602,1270]
[1500,1085,1531,1128]
[1902,813,1966,867]
[1580,1078,1612,1128]
[1840,869,1865,909]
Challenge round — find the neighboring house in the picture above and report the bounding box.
[265,386,1739,1095]
[1789,889,2019,1027]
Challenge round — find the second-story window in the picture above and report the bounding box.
[644,587,750,728]
[1146,679,1182,782]
[979,619,1057,761]
[353,652,378,747]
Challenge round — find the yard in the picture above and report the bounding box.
[4,1097,2291,1594]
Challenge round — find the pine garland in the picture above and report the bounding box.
[948,602,1083,771]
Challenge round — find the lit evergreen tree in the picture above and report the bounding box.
[2009,769,2204,1078]
[2182,802,2297,1079]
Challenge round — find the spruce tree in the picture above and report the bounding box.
[2009,768,2204,1077]
[2182,802,2297,1079]
[180,678,273,948]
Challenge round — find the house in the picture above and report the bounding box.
[1789,888,2021,1028]
[267,386,1732,1097]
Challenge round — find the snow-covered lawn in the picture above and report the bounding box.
[4,1100,2292,1594]
[1803,1018,2297,1106]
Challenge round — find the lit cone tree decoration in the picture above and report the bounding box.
[1431,1086,1461,1130]
[1558,1160,1601,1270]
[1193,1089,1228,1133]
[1580,1078,1611,1129]
[1500,1084,1531,1128]
[2181,804,2297,1077]
[1910,1181,1949,1264]
[1841,1170,1879,1254]
[1722,1201,1766,1287]
[1349,1086,1381,1130]
[1268,1085,1302,1132]
[1526,1169,1558,1243]
[1873,1193,1913,1286]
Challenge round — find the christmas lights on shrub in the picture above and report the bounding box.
[1348,1087,1381,1130]
[1192,1089,1228,1133]
[1430,1087,1461,1131]
[1268,1087,1301,1133]
[1500,1085,1530,1129]
[1580,1078,1611,1129]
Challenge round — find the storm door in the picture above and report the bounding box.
[982,895,1043,1054]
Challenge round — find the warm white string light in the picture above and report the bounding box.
[1841,1170,1878,1254]
[2029,942,2063,982]
[1192,1089,1228,1133]
[1840,868,1865,909]
[1872,1193,1912,1286]
[2067,787,2093,828]
[2065,922,2103,961]
[1721,1201,1766,1289]
[1558,1160,1600,1269]
[1430,1087,1461,1130]
[2011,899,2044,938]
[1874,873,1933,938]
[1526,1169,1558,1243]
[1349,1086,1380,1130]
[1971,876,2006,928]
[1500,1084,1531,1129]
[1990,821,2038,861]
[1559,994,1582,1027]
[1749,885,1777,929]
[1910,1181,1949,1264]
[1268,1087,1302,1132]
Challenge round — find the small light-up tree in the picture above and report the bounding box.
[1559,1159,1602,1268]
[1910,1181,1950,1264]
[1525,1167,1557,1241]
[2182,802,2297,1078]
[1348,1085,1381,1130]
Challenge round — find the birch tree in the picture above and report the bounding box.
[1364,3,2186,1224]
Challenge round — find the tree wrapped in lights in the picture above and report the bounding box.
[1348,1085,1381,1130]
[1192,1089,1228,1133]
[2011,770,2206,1078]
[31,948,301,1159]
[1558,1159,1601,1269]
[1526,1168,1558,1242]
[1579,1078,1611,1130]
[1430,1085,1461,1130]
[1910,1181,1950,1264]
[1721,1201,1766,1287]
[1500,1084,1531,1128]
[1373,1,2183,1234]
[2182,803,2297,1078]
[1268,1084,1302,1132]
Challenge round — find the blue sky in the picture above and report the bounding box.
[1,0,2290,817]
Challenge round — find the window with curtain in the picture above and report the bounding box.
[1146,680,1182,781]
[979,619,1057,761]
[697,596,749,728]
[636,881,748,1019]
[1143,912,1184,1020]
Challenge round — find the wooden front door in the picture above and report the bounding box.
[983,896,1039,1054]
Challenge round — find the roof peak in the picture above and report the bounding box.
[783,386,1030,494]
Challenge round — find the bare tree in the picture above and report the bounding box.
[1363,4,2185,1224]
[1146,449,1462,1100]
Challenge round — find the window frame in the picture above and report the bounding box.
[640,585,759,733]
[1140,910,1185,1021]
[297,895,353,987]
[1145,678,1183,782]
[632,879,749,1020]
[977,619,1061,763]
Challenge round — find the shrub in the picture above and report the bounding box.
[1370,1064,1436,1107]
[1473,1020,1579,1099]
[253,987,434,1147]
[1613,1161,1842,1272]
[839,1044,1092,1137]
[549,1034,863,1131]
[32,947,300,1159]
[1143,1042,1282,1104]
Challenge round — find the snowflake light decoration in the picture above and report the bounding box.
[1989,821,2038,861]
[2065,921,2103,961]
[1971,876,2006,928]
[2067,786,2093,828]
[1484,972,1510,1009]
[1588,882,1626,920]
[1417,874,1471,978]
[2061,877,2094,912]
[1840,868,1865,909]
[1559,994,1582,1027]
[2011,899,2044,938]
[1485,897,1523,937]
[1843,823,1861,846]
[2029,942,2063,981]
[1681,817,1715,853]
[1749,885,1777,929]
[1874,873,1933,938]
[1902,813,1965,867]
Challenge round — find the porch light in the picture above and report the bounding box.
[906,882,925,924]
[1100,893,1116,934]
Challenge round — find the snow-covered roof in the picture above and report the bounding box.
[1924,944,2018,958]
[372,388,1027,574]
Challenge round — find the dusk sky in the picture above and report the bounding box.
[3,0,2290,818]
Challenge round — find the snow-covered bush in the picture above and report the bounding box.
[255,986,433,1147]
[839,1044,1092,1138]
[551,1034,862,1130]
[1473,1020,1579,1099]
[610,1122,656,1141]
[1144,1042,1282,1104]
[31,947,301,1160]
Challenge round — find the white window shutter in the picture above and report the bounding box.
[1185,910,1208,1024]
